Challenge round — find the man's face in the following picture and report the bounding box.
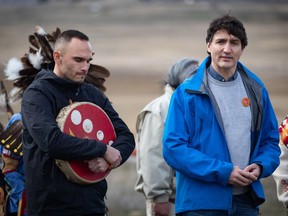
[207,29,243,78]
[55,38,94,83]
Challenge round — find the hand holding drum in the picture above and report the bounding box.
[56,102,117,185]
[87,146,122,173]
[104,145,122,168]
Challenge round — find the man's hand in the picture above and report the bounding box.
[152,201,171,216]
[229,166,258,186]
[243,163,261,179]
[103,145,122,169]
[87,157,110,173]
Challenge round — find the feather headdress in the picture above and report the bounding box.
[3,25,110,102]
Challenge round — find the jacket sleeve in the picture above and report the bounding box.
[163,88,232,186]
[136,111,173,202]
[273,143,288,208]
[99,92,135,164]
[250,88,280,178]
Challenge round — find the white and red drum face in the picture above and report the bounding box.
[56,102,116,184]
[279,115,288,146]
[63,103,115,144]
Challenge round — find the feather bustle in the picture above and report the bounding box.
[4,25,111,103]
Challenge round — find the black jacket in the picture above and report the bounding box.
[21,69,135,216]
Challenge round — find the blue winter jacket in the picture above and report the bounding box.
[163,57,280,213]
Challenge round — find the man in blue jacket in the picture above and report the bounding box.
[163,14,280,216]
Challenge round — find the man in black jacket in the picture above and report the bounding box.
[21,30,135,216]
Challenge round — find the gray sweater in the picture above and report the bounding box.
[208,72,252,195]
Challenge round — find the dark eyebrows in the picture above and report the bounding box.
[214,37,240,44]
[231,38,240,42]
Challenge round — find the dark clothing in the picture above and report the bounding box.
[0,169,6,194]
[176,192,258,216]
[21,69,135,216]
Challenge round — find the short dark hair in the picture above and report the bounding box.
[54,29,90,52]
[206,14,248,50]
[56,29,89,42]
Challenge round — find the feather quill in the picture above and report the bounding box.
[28,35,40,50]
[0,80,14,117]
[34,26,53,62]
[9,87,22,103]
[0,94,7,113]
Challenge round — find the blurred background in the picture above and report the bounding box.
[0,0,287,215]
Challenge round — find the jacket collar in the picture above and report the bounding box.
[184,56,254,92]
[35,69,82,89]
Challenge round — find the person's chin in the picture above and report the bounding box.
[74,77,85,83]
[72,80,83,84]
[220,61,235,69]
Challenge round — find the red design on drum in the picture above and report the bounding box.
[56,102,116,184]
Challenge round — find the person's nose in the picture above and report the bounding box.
[223,43,232,53]
[81,62,90,72]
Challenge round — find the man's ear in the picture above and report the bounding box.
[206,42,211,53]
[53,51,61,64]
